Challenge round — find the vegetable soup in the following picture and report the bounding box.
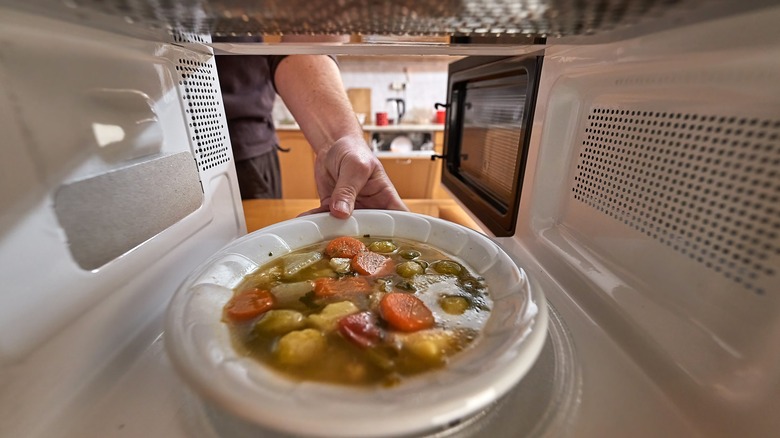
[223,236,493,387]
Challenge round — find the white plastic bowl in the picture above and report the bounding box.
[164,210,547,437]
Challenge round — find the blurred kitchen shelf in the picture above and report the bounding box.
[364,124,444,132]
[374,150,436,159]
[275,124,444,132]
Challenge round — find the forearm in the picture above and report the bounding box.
[273,55,364,155]
[273,54,407,217]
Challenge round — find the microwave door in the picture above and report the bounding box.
[442,56,543,236]
[460,76,528,206]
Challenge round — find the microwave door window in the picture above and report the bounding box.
[459,73,529,212]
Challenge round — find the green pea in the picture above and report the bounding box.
[368,240,397,253]
[439,296,470,315]
[398,249,421,260]
[432,260,462,275]
[396,261,425,278]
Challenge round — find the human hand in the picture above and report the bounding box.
[300,134,408,219]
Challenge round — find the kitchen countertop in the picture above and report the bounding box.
[362,124,444,132]
[275,123,444,132]
[374,150,437,159]
[242,199,482,233]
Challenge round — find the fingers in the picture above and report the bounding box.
[330,200,352,219]
[325,144,372,218]
[328,159,409,217]
[313,135,408,219]
[328,179,360,218]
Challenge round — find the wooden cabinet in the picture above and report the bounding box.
[379,157,437,199]
[277,131,317,198]
[377,130,448,200]
[277,129,448,200]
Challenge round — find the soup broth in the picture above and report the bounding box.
[223,236,493,387]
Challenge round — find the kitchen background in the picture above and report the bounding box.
[273,55,457,126]
[270,54,475,210]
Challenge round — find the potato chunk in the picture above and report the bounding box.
[275,329,326,366]
[400,329,460,366]
[252,310,306,336]
[307,301,360,332]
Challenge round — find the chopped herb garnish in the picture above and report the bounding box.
[298,291,320,309]
[395,280,417,292]
[460,277,487,296]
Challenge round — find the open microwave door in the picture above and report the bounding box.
[441,55,543,237]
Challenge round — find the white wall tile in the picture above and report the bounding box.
[274,56,458,126]
[338,56,454,124]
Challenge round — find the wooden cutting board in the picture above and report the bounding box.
[347,88,371,118]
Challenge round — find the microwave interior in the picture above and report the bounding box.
[1,1,779,438]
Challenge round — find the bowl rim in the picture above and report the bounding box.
[164,210,548,437]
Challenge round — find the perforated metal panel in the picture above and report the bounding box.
[172,30,210,45]
[572,107,780,295]
[175,56,231,172]
[4,0,753,39]
[208,0,678,37]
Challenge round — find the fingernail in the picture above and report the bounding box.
[335,201,350,214]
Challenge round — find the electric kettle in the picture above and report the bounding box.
[385,98,406,124]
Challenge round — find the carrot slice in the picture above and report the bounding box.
[313,277,373,298]
[380,293,435,332]
[325,236,367,258]
[351,251,394,276]
[224,288,275,322]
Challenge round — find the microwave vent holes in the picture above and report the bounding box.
[11,0,771,41]
[172,31,209,45]
[175,58,230,172]
[205,0,687,38]
[572,107,780,295]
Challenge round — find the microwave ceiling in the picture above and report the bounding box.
[2,0,774,54]
[191,0,679,37]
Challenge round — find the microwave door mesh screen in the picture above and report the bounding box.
[459,78,528,209]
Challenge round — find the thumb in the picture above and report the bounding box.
[329,162,368,218]
[329,185,357,219]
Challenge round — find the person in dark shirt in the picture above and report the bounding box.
[216,54,285,199]
[215,45,407,219]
